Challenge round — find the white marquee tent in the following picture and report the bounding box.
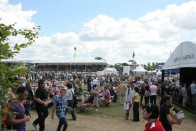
[132,65,147,75]
[162,41,196,69]
[97,68,118,75]
[133,65,147,72]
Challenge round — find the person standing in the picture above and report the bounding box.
[51,88,72,131]
[66,82,77,120]
[144,83,150,104]
[7,86,30,131]
[124,84,135,120]
[190,80,196,109]
[142,104,164,131]
[140,84,145,106]
[118,80,127,105]
[159,95,181,131]
[32,79,49,131]
[181,83,188,107]
[132,87,140,121]
[149,82,157,105]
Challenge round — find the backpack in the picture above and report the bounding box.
[145,90,151,97]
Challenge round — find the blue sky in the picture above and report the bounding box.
[9,0,190,35]
[1,0,196,65]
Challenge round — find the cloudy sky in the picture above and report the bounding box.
[1,0,196,65]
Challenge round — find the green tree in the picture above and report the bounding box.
[144,62,157,71]
[0,21,39,129]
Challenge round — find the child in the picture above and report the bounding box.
[51,88,72,131]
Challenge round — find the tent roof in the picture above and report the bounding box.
[162,41,196,69]
[133,65,147,72]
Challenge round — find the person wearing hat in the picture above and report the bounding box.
[142,104,164,131]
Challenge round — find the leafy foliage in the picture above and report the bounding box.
[0,21,39,129]
[144,62,157,71]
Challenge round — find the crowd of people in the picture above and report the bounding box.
[2,71,196,131]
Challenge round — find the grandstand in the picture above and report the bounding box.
[2,60,108,73]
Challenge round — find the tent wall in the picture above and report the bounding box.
[180,68,196,86]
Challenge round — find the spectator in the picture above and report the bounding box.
[66,82,77,120]
[159,95,181,131]
[144,82,150,104]
[140,84,145,106]
[149,82,158,105]
[132,87,140,121]
[7,87,30,131]
[125,84,135,120]
[32,79,49,131]
[190,80,196,109]
[51,88,72,131]
[142,104,164,131]
[181,83,188,107]
[101,85,111,106]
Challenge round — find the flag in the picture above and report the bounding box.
[132,52,135,58]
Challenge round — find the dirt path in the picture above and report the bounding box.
[27,110,195,131]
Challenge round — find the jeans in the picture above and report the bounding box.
[57,117,68,131]
[67,100,76,119]
[33,108,49,131]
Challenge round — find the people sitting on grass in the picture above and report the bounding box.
[100,85,111,107]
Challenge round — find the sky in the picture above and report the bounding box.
[0,0,196,65]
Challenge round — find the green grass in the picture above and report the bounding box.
[77,95,196,122]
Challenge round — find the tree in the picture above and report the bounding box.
[144,62,157,71]
[0,21,39,129]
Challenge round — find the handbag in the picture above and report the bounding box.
[124,102,129,110]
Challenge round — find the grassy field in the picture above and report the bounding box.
[77,95,196,121]
[26,95,196,131]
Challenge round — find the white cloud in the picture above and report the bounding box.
[1,0,196,65]
[0,0,37,29]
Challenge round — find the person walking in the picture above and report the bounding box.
[32,79,49,131]
[142,104,164,131]
[159,95,181,131]
[7,86,30,131]
[51,88,72,131]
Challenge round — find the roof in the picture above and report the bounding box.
[162,41,196,69]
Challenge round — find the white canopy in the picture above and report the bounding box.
[133,65,147,72]
[162,41,196,69]
[97,67,118,75]
[156,70,162,76]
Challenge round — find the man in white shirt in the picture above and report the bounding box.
[66,82,76,120]
[125,84,135,120]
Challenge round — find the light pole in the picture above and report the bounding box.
[74,47,76,61]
